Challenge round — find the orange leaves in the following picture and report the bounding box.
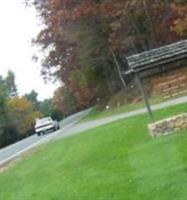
[101,2,115,17]
[31,0,187,114]
[8,97,33,112]
[173,17,187,37]
[7,97,42,135]
[171,4,187,38]
[59,2,98,21]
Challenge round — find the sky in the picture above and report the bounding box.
[0,1,58,101]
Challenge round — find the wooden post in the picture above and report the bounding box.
[135,73,154,122]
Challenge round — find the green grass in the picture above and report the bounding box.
[81,102,144,122]
[80,96,163,122]
[1,103,187,199]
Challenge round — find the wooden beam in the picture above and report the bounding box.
[135,73,154,122]
[133,54,187,73]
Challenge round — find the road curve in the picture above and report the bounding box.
[0,108,91,166]
[1,95,187,166]
[54,95,187,140]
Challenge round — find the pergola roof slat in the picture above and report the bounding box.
[127,40,187,72]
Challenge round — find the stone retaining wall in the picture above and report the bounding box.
[148,113,187,137]
[149,66,187,99]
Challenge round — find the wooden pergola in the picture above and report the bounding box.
[125,39,187,122]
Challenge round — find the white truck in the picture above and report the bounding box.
[35,117,60,136]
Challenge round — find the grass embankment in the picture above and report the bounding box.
[80,96,163,122]
[81,102,144,122]
[1,103,187,199]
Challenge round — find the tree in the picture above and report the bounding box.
[7,97,42,136]
[0,76,9,147]
[5,70,18,98]
[0,71,45,148]
[27,0,186,107]
[0,74,20,147]
[171,3,187,38]
[53,87,77,116]
[24,90,39,110]
[39,98,63,120]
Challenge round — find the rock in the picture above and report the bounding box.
[148,113,187,137]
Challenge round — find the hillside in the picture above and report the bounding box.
[0,103,187,199]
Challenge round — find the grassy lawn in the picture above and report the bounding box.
[80,96,163,122]
[1,103,187,199]
[81,102,144,122]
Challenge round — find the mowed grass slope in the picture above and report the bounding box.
[80,103,143,122]
[80,96,163,122]
[1,103,187,199]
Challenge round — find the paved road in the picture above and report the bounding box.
[0,109,91,166]
[1,95,187,166]
[54,95,187,140]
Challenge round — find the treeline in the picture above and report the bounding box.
[27,0,187,114]
[0,71,62,148]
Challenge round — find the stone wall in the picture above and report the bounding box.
[149,66,187,99]
[148,113,187,137]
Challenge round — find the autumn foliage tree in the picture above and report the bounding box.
[27,0,187,114]
[7,97,42,136]
[0,72,43,148]
[171,3,187,38]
